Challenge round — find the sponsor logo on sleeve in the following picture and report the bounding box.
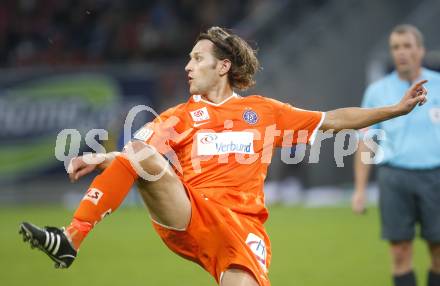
[190,107,210,122]
[196,132,254,155]
[133,125,153,141]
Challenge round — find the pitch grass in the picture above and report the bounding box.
[0,206,430,286]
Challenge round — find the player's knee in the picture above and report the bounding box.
[123,140,148,154]
[123,140,168,177]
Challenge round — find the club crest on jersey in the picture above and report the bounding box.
[243,109,259,125]
[190,107,210,122]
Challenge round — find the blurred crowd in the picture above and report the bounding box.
[0,0,258,67]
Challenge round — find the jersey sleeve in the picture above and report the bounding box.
[267,98,325,146]
[132,105,186,154]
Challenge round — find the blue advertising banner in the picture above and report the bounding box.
[0,68,159,182]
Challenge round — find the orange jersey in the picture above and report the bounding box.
[135,93,324,223]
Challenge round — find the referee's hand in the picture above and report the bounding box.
[351,190,367,215]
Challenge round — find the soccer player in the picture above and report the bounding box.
[352,24,440,286]
[20,27,427,286]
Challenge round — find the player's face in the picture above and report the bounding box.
[185,40,222,95]
[389,32,424,76]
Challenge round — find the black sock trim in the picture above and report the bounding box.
[428,270,440,286]
[393,271,416,286]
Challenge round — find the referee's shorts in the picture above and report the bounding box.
[378,165,440,242]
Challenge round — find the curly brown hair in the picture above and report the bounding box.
[196,27,261,91]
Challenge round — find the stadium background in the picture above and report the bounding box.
[1,0,439,285]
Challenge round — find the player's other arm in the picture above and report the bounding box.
[68,152,120,182]
[320,80,427,131]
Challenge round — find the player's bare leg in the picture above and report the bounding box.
[390,241,413,275]
[19,140,191,268]
[127,140,191,229]
[220,268,260,286]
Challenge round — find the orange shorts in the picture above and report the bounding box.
[151,185,272,285]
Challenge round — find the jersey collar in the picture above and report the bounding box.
[192,92,240,106]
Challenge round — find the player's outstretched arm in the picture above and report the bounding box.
[68,152,120,182]
[320,80,428,131]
